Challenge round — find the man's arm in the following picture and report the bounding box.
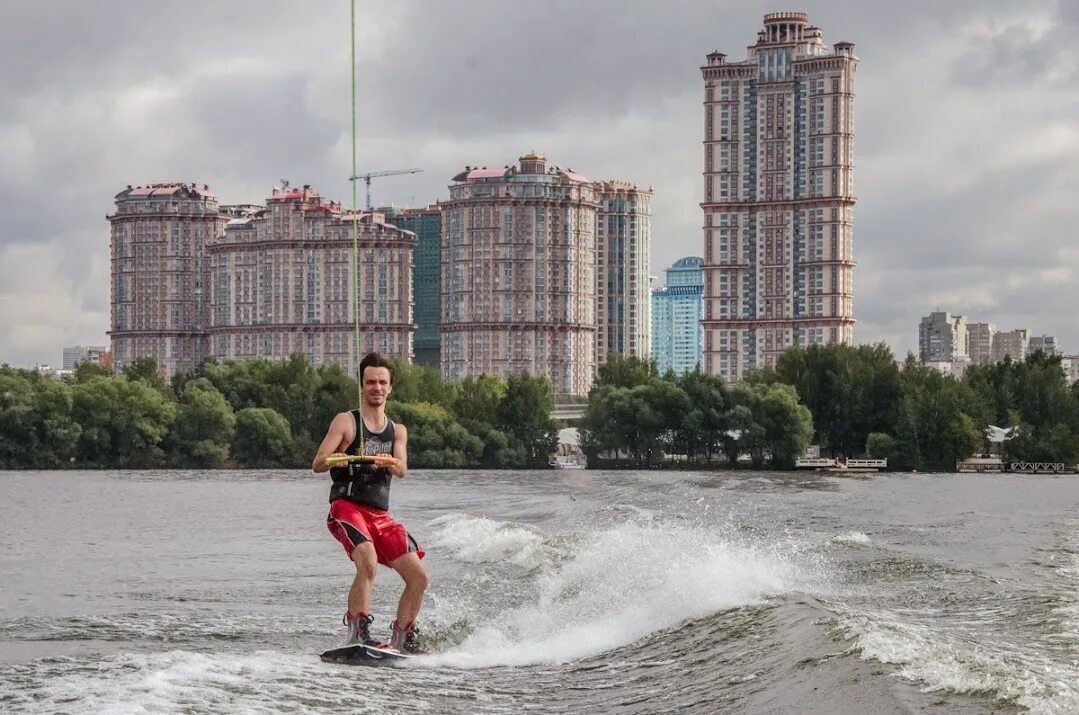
[312,412,353,473]
[389,424,408,478]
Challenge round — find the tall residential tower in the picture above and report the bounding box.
[108,184,225,376]
[441,153,597,396]
[595,181,653,364]
[700,12,857,380]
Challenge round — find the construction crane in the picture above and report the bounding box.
[348,168,424,211]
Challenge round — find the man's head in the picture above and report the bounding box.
[359,352,394,407]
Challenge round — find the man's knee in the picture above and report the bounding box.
[395,556,428,591]
[351,542,378,580]
[408,568,429,592]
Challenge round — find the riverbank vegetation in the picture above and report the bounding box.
[2,346,1075,471]
[0,356,556,470]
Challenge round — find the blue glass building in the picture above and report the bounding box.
[651,257,704,376]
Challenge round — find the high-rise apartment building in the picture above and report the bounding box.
[967,322,997,365]
[108,184,226,376]
[208,185,415,373]
[700,12,857,381]
[385,205,442,368]
[441,153,597,396]
[595,181,653,364]
[652,257,705,376]
[1029,335,1059,356]
[993,329,1029,362]
[919,311,968,362]
[62,345,109,371]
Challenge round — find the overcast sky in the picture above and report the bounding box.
[1,0,1076,367]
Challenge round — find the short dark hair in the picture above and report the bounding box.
[359,352,394,385]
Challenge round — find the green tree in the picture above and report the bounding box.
[0,368,81,468]
[71,375,176,467]
[167,378,236,468]
[865,432,897,460]
[676,369,731,463]
[123,357,168,393]
[232,407,293,468]
[775,343,900,457]
[387,401,483,468]
[891,357,983,470]
[729,382,812,468]
[594,355,659,390]
[499,373,558,466]
[68,361,112,384]
[391,361,458,409]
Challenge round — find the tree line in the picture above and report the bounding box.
[4,345,1075,472]
[0,355,556,470]
[582,346,1079,471]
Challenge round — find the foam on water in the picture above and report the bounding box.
[427,517,805,668]
[2,650,347,714]
[426,513,565,569]
[831,531,872,547]
[838,609,1079,715]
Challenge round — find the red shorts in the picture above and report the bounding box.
[327,499,425,566]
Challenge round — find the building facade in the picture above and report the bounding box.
[441,153,597,396]
[919,311,968,362]
[1029,335,1059,356]
[651,257,705,376]
[992,329,1029,362]
[62,345,109,371]
[700,12,857,381]
[108,184,226,376]
[967,322,996,365]
[385,205,442,368]
[594,181,653,364]
[208,185,415,374]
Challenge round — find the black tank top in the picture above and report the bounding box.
[328,410,396,510]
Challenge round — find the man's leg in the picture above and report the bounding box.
[348,541,378,617]
[389,552,428,628]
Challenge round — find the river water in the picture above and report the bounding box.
[0,469,1076,714]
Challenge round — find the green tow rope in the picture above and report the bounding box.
[349,0,364,456]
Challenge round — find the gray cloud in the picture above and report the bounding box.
[0,0,1077,367]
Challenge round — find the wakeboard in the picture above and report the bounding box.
[320,643,414,667]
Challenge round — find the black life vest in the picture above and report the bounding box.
[328,410,396,511]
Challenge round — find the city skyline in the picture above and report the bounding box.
[2,1,1078,368]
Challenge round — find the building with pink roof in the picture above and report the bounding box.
[109,182,416,378]
[701,12,857,381]
[208,185,416,372]
[441,153,599,396]
[108,183,226,376]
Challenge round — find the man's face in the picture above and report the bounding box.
[361,366,392,406]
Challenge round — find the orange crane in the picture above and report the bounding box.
[349,168,424,211]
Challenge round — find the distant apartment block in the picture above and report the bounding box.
[652,257,705,376]
[209,185,415,373]
[919,311,968,362]
[1060,355,1079,385]
[108,184,226,376]
[924,359,970,378]
[701,12,857,381]
[992,329,1029,362]
[384,205,442,368]
[62,345,109,371]
[441,153,598,396]
[595,181,653,364]
[110,183,415,378]
[1029,335,1059,356]
[967,322,996,365]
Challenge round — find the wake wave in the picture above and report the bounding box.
[425,515,809,668]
